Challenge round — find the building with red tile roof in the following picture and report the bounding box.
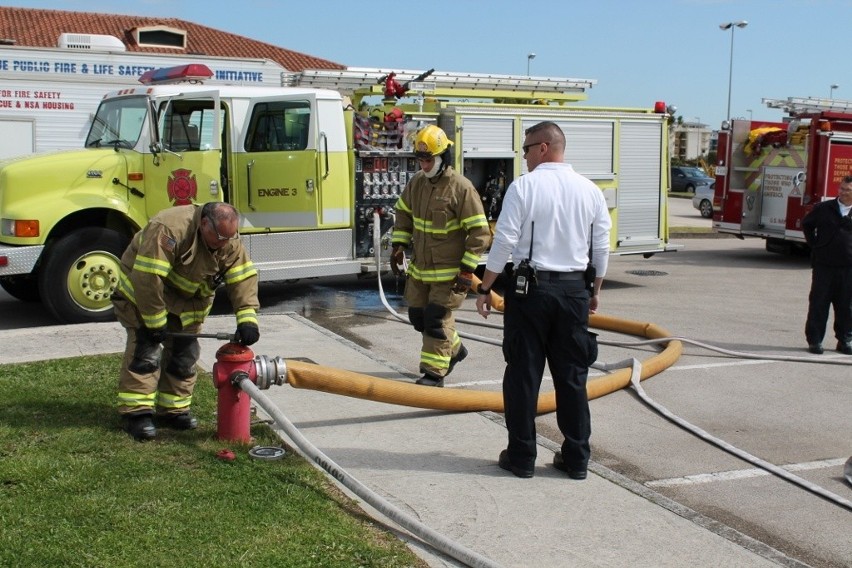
[0,6,344,71]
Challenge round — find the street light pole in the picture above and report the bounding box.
[830,84,839,99]
[527,52,536,76]
[747,108,753,121]
[720,20,748,121]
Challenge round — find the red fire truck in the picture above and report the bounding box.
[713,97,852,253]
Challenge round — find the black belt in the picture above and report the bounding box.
[536,270,584,281]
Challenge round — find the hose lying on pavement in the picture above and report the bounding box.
[239,377,504,568]
[623,357,852,512]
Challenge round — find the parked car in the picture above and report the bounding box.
[692,184,715,218]
[670,166,714,193]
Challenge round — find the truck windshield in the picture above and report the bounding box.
[85,96,148,149]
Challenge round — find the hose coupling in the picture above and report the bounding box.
[229,370,250,388]
[253,355,287,389]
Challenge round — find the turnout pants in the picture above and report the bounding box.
[502,278,598,471]
[113,295,202,417]
[404,278,466,378]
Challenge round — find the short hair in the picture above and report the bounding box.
[842,175,852,185]
[202,202,238,223]
[524,121,565,149]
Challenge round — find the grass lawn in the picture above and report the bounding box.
[0,354,425,568]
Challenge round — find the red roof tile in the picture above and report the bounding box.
[0,6,344,71]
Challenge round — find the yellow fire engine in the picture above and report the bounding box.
[0,64,677,323]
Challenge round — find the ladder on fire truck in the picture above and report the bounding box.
[762,96,852,115]
[283,67,596,103]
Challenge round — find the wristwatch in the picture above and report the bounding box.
[478,286,491,295]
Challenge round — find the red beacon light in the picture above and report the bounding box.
[653,101,677,116]
[138,64,214,85]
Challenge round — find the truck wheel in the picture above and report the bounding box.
[0,275,41,302]
[38,228,128,324]
[765,238,792,255]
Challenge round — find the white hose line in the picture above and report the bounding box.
[603,336,852,366]
[240,378,504,568]
[374,212,852,368]
[372,215,851,515]
[622,357,852,512]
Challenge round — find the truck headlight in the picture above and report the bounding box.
[1,219,39,237]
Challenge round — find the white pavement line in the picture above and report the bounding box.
[670,359,777,371]
[646,458,847,488]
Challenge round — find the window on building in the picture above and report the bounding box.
[134,26,187,49]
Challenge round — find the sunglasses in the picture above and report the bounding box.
[522,141,548,156]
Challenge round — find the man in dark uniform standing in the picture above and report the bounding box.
[802,175,852,355]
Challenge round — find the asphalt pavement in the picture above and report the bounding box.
[1,199,845,567]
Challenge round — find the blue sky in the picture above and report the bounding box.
[14,0,852,128]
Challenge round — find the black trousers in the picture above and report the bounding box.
[805,264,852,345]
[502,277,597,471]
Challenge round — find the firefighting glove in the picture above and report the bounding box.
[452,270,474,294]
[390,245,406,276]
[234,323,260,346]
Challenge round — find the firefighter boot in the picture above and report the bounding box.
[122,413,156,442]
[447,344,468,375]
[416,372,444,388]
[157,412,198,430]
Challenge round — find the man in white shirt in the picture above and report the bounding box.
[476,121,611,479]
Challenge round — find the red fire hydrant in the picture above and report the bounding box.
[212,342,287,443]
[212,342,257,443]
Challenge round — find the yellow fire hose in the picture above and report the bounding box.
[282,277,682,413]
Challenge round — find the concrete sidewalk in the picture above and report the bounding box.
[0,314,795,568]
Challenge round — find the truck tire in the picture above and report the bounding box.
[765,238,792,255]
[38,228,128,324]
[0,275,41,302]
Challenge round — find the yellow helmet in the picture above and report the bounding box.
[414,125,453,158]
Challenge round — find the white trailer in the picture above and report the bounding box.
[0,38,288,158]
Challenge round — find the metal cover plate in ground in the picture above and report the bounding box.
[249,446,286,460]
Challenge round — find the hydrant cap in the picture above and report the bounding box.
[216,342,255,362]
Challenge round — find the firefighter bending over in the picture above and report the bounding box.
[113,202,260,441]
[390,125,491,387]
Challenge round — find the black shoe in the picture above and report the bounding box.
[837,342,852,355]
[808,343,824,355]
[156,412,198,430]
[122,414,156,442]
[447,344,468,375]
[498,450,534,479]
[415,374,444,387]
[553,451,587,480]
